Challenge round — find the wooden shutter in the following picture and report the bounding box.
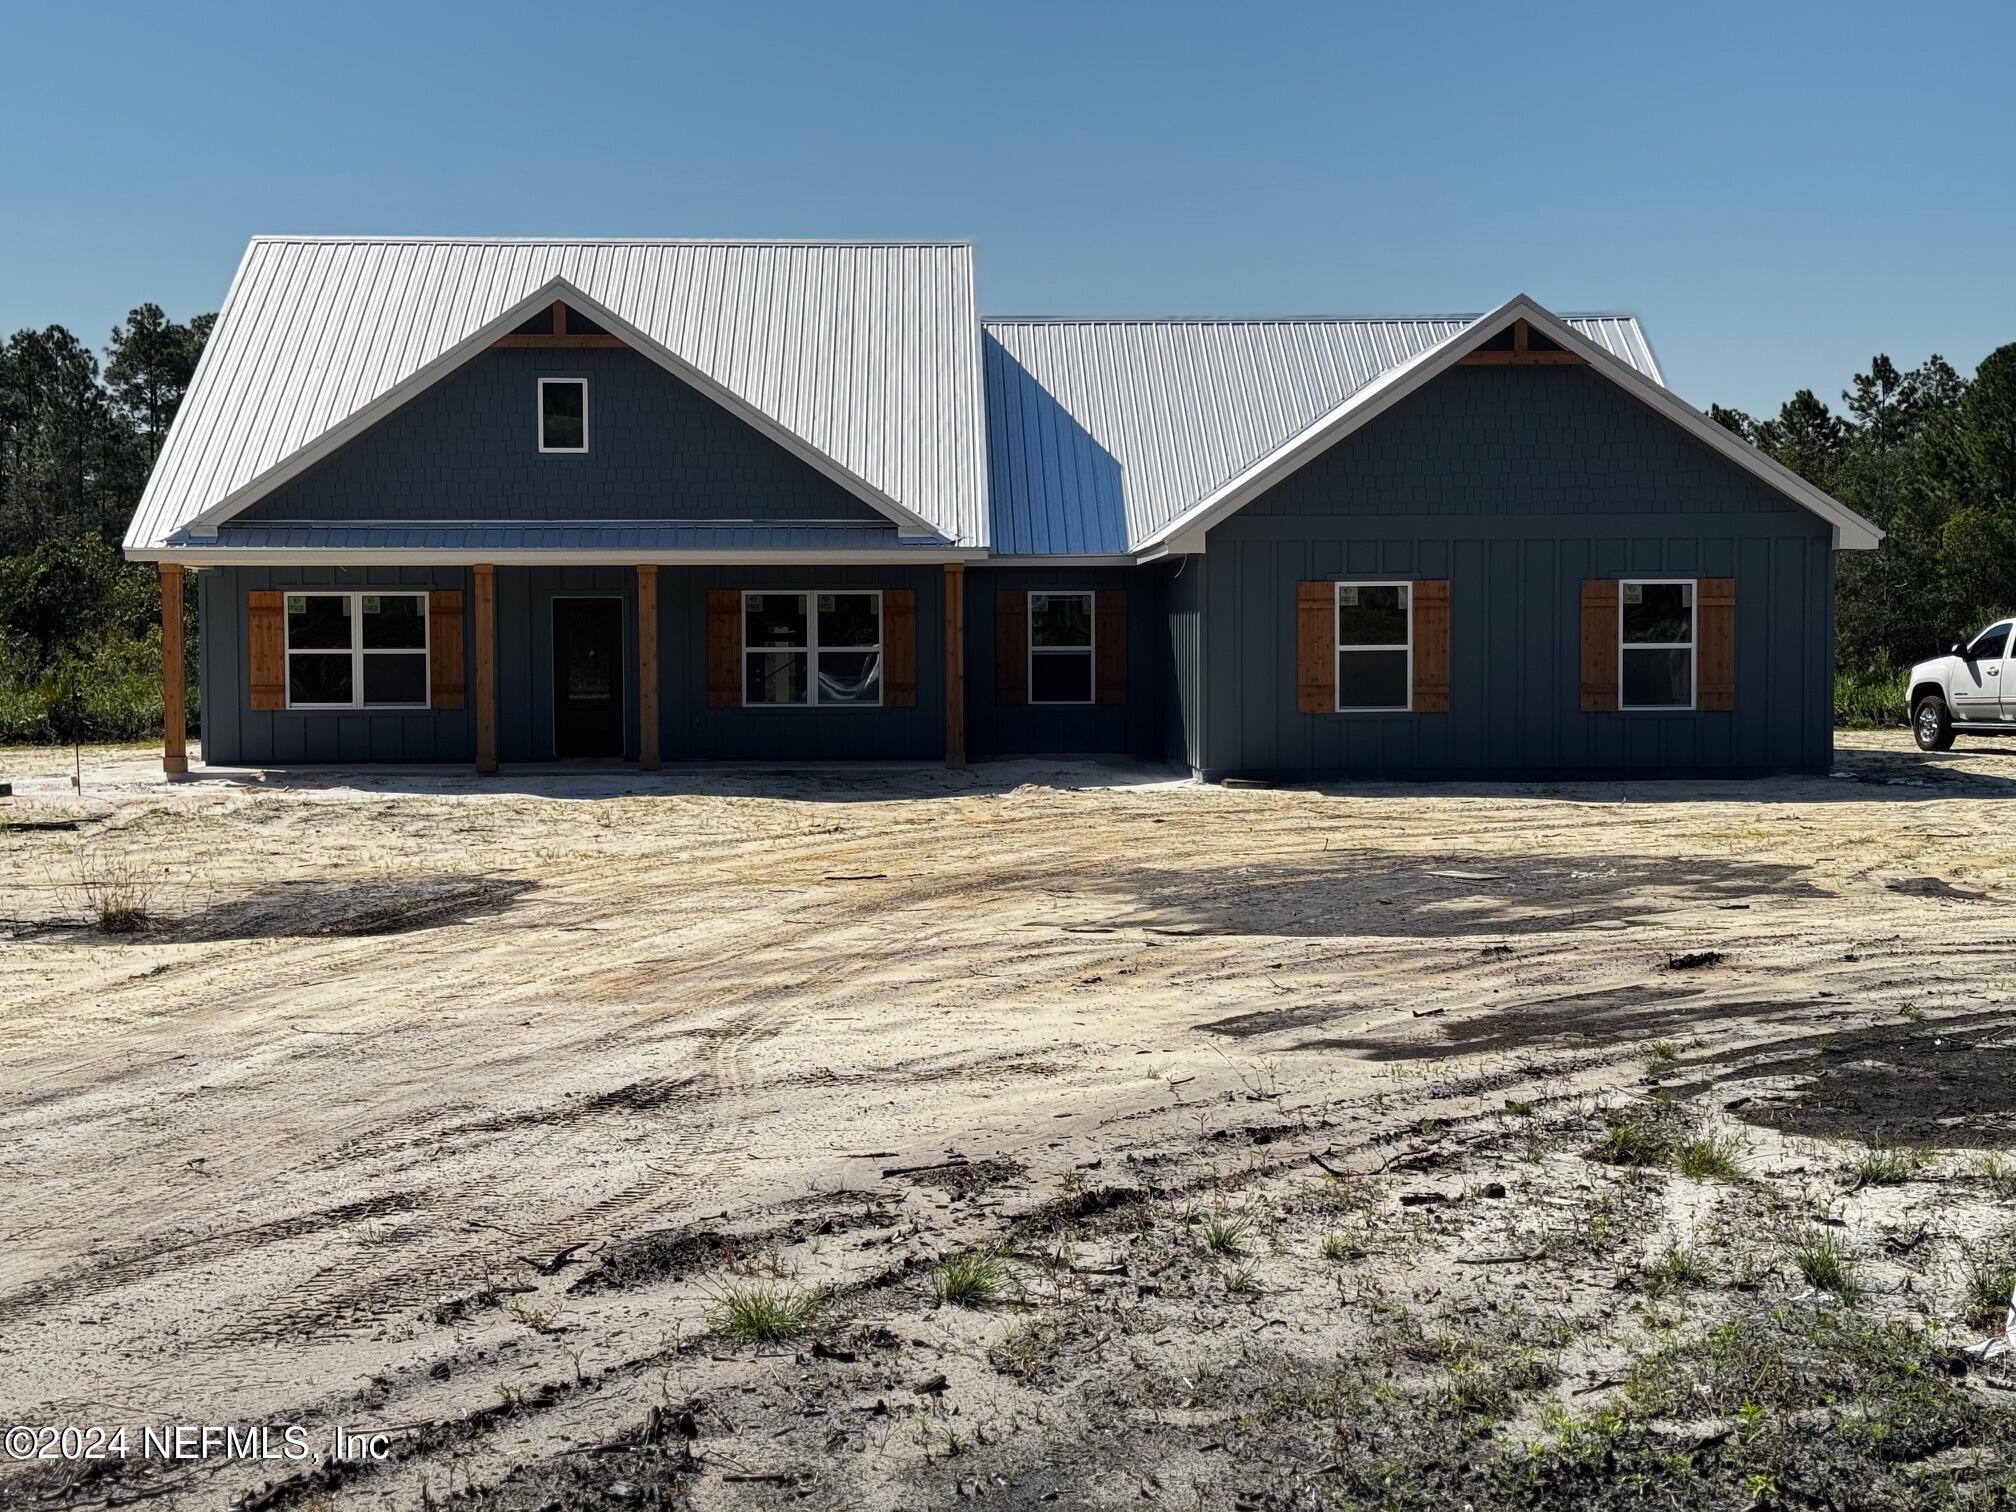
[884,589,917,707]
[1296,581,1335,713]
[996,589,1028,705]
[1095,589,1127,705]
[1697,577,1735,710]
[1411,579,1450,712]
[248,590,285,711]
[1579,579,1619,712]
[428,591,465,710]
[707,589,740,708]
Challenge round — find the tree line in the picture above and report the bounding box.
[0,307,212,741]
[1708,341,2016,717]
[0,303,2010,744]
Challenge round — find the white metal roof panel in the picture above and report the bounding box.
[980,313,1663,555]
[127,238,987,550]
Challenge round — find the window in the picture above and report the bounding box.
[1335,582,1410,710]
[1967,621,2011,660]
[1620,579,1694,709]
[285,592,429,709]
[1029,591,1094,704]
[743,591,882,706]
[538,378,587,452]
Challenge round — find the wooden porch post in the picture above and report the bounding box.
[159,563,188,776]
[637,565,660,771]
[944,562,966,768]
[473,564,498,774]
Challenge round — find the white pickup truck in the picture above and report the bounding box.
[1909,618,2015,750]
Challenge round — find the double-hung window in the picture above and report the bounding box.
[1335,582,1410,711]
[1620,579,1694,710]
[1029,591,1094,704]
[743,591,882,706]
[285,592,430,709]
[538,378,588,452]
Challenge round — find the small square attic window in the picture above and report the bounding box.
[539,378,587,453]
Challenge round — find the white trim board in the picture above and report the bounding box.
[1136,294,1882,556]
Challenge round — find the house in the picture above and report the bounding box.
[124,238,1881,781]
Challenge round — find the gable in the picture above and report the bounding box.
[235,344,888,528]
[125,240,984,551]
[1222,362,1816,530]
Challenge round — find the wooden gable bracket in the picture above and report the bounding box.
[493,299,626,349]
[1457,318,1586,366]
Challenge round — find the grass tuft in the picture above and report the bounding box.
[1850,1143,1927,1186]
[1198,1213,1254,1256]
[1590,1116,1672,1168]
[932,1250,1009,1309]
[713,1284,820,1344]
[1674,1132,1746,1181]
[1957,1241,2015,1332]
[1644,1244,1713,1294]
[1788,1232,1863,1303]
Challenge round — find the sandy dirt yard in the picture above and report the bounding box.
[2,734,2014,1511]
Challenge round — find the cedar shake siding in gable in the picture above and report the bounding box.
[1194,365,1835,779]
[235,347,888,526]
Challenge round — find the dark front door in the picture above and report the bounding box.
[553,597,625,758]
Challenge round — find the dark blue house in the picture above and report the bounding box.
[125,238,1880,780]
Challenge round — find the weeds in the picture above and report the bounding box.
[1956,1240,2015,1331]
[712,1284,819,1344]
[1643,1244,1712,1294]
[1788,1231,1863,1302]
[1590,1116,1671,1168]
[1221,1262,1262,1295]
[932,1250,1009,1309]
[1502,1098,1534,1117]
[1979,1152,2016,1201]
[1641,1041,1680,1077]
[1197,1213,1254,1255]
[1674,1132,1746,1181]
[1849,1142,1927,1186]
[73,843,155,932]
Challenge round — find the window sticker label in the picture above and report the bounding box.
[1339,586,1358,606]
[1623,583,1642,605]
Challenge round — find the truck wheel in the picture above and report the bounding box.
[1913,694,1955,751]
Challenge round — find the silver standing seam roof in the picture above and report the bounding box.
[129,239,1869,560]
[980,315,1663,556]
[126,238,989,552]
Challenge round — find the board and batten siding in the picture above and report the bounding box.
[236,347,887,526]
[648,564,944,763]
[964,566,1165,758]
[197,563,945,765]
[1198,364,1837,779]
[197,565,475,765]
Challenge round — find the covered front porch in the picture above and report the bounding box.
[156,558,972,775]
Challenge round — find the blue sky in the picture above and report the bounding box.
[3,1,2010,416]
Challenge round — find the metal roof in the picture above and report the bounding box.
[981,314,1663,555]
[126,238,987,551]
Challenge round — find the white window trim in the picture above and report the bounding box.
[1618,577,1697,712]
[739,589,885,708]
[1028,590,1096,706]
[1334,580,1412,713]
[537,377,589,454]
[283,590,431,711]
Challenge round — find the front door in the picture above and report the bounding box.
[553,597,624,758]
